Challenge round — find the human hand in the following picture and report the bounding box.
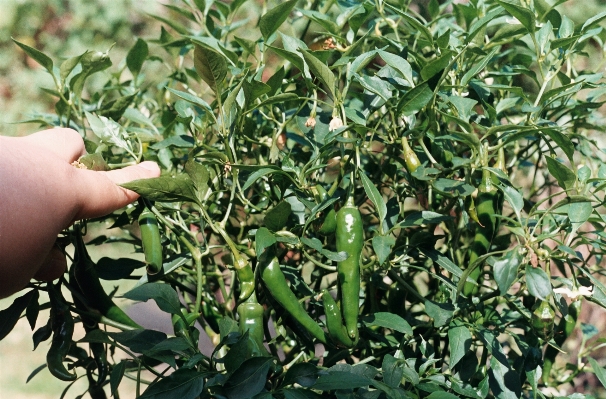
[0,128,160,298]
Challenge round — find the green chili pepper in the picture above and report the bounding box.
[531,300,555,341]
[402,136,421,174]
[542,299,581,382]
[234,253,255,302]
[313,185,337,236]
[237,296,270,357]
[86,366,108,399]
[321,289,354,348]
[336,195,363,341]
[72,227,141,329]
[47,284,77,381]
[260,253,328,344]
[463,169,498,296]
[138,207,163,275]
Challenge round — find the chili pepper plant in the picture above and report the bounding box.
[4,0,606,397]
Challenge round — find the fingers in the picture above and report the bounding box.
[23,128,86,163]
[72,162,161,221]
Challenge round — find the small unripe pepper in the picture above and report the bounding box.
[313,185,337,236]
[402,136,421,174]
[531,300,555,341]
[138,207,163,275]
[237,296,270,357]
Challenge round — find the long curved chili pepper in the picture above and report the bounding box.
[463,169,498,296]
[321,289,354,348]
[47,284,77,381]
[335,194,363,341]
[72,226,141,329]
[260,253,327,344]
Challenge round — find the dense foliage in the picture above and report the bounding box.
[4,0,606,397]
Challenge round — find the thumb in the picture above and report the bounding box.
[73,161,161,221]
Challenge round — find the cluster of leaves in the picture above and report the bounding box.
[5,0,606,397]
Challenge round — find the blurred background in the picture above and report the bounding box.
[2,0,606,397]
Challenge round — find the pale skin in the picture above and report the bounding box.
[0,128,161,298]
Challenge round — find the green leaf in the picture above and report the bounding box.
[545,156,576,191]
[493,250,522,295]
[301,237,347,261]
[461,47,499,87]
[372,235,396,266]
[194,44,227,94]
[166,88,213,112]
[253,92,298,110]
[224,357,274,399]
[525,266,552,300]
[426,392,461,399]
[448,323,472,368]
[421,248,463,279]
[265,201,292,231]
[139,368,206,399]
[77,151,108,171]
[96,257,146,280]
[488,356,521,399]
[499,184,524,221]
[542,129,575,162]
[185,159,210,203]
[582,10,606,33]
[60,53,83,83]
[283,389,323,399]
[377,50,413,84]
[123,283,182,315]
[312,371,372,391]
[85,112,131,152]
[421,50,453,81]
[382,354,404,388]
[588,358,606,388]
[127,38,149,77]
[396,211,453,228]
[397,82,434,116]
[433,178,475,197]
[299,49,336,99]
[121,174,199,204]
[362,312,413,335]
[0,290,35,341]
[424,300,454,327]
[259,0,298,40]
[568,201,593,225]
[110,361,127,397]
[384,4,433,45]
[496,0,536,33]
[12,38,54,73]
[282,363,319,388]
[360,171,387,229]
[255,227,277,258]
[242,166,281,191]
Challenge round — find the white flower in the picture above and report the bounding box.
[305,117,316,128]
[328,116,343,132]
[553,285,593,299]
